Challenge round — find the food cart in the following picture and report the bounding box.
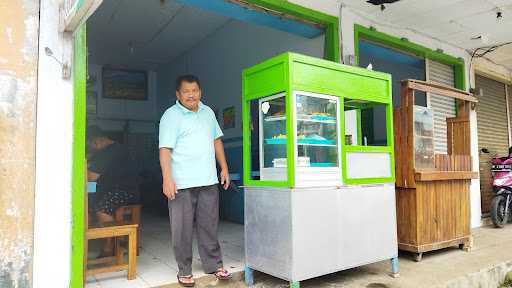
[394,80,478,261]
[242,52,399,287]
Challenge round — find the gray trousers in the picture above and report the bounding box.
[168,184,223,276]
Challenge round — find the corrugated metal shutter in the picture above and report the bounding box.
[509,85,512,142]
[476,75,509,213]
[427,59,456,154]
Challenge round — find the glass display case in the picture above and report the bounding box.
[259,93,288,181]
[243,52,395,187]
[413,105,434,170]
[295,92,339,169]
[258,92,340,182]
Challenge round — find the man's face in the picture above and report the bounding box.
[176,81,201,111]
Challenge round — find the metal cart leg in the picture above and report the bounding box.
[290,281,300,288]
[390,257,400,278]
[245,266,254,286]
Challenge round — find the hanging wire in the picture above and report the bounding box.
[468,41,512,93]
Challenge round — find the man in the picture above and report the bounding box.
[159,75,231,287]
[87,126,139,256]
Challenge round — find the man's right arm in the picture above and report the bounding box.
[159,148,177,200]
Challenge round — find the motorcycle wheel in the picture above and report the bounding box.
[491,195,508,228]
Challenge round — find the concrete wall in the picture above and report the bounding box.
[0,1,39,287]
[288,0,340,17]
[32,1,75,287]
[471,57,512,88]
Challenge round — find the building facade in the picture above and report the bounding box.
[1,0,511,287]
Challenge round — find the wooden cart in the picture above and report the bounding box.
[394,80,479,261]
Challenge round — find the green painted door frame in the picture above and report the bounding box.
[70,2,339,287]
[353,24,465,91]
[243,0,340,62]
[71,24,87,288]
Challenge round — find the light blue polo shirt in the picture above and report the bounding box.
[159,101,223,190]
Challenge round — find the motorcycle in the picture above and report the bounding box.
[489,151,512,228]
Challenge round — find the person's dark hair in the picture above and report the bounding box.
[176,74,201,91]
[509,146,512,156]
[86,125,109,144]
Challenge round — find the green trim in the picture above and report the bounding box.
[353,24,465,91]
[340,94,347,182]
[340,77,395,185]
[356,109,362,145]
[291,52,391,81]
[345,145,391,153]
[344,177,395,185]
[70,24,87,288]
[243,52,396,187]
[285,60,295,187]
[245,179,291,188]
[244,0,340,62]
[386,87,396,181]
[242,55,291,188]
[242,89,251,185]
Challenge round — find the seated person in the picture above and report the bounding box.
[87,126,139,256]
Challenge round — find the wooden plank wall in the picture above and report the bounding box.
[415,180,471,247]
[434,154,472,171]
[396,188,417,246]
[394,108,406,187]
[397,180,471,250]
[394,83,416,188]
[447,118,470,155]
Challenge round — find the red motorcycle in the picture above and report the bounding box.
[487,148,512,227]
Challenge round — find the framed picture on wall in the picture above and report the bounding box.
[223,106,235,129]
[102,68,148,100]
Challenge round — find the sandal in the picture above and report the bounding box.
[212,268,232,280]
[177,275,195,287]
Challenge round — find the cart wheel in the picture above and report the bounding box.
[414,253,423,262]
[461,241,472,252]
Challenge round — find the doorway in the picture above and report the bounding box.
[77,1,339,286]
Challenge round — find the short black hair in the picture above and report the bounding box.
[86,125,108,144]
[176,74,201,91]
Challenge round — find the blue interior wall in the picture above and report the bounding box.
[157,13,324,224]
[358,39,426,143]
[358,39,426,107]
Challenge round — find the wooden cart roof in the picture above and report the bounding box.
[402,79,477,103]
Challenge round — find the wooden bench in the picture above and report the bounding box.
[84,161,139,280]
[115,205,142,255]
[85,223,138,279]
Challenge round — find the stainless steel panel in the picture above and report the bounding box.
[291,184,397,281]
[245,187,293,281]
[245,184,398,282]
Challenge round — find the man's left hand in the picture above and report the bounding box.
[220,169,230,190]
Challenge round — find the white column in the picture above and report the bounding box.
[33,1,75,287]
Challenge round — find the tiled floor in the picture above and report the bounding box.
[86,213,245,288]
